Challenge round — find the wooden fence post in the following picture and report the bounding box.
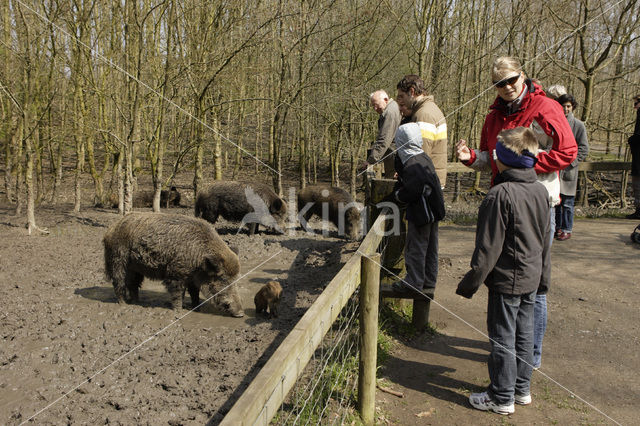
[358,253,381,426]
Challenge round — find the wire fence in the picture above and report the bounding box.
[219,207,390,426]
[275,293,361,425]
[265,214,402,425]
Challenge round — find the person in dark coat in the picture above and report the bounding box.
[457,127,551,415]
[627,94,640,219]
[390,122,445,293]
[554,94,589,240]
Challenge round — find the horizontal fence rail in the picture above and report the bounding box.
[446,160,631,173]
[219,209,391,426]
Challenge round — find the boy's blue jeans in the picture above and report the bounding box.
[554,194,575,232]
[533,207,555,368]
[487,290,536,405]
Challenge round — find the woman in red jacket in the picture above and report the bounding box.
[456,56,577,371]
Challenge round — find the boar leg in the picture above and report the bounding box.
[269,301,278,318]
[188,284,201,309]
[125,270,144,303]
[163,280,184,310]
[247,222,259,235]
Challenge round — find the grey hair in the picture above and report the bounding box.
[370,89,389,101]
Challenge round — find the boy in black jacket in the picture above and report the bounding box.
[391,122,445,293]
[457,126,551,415]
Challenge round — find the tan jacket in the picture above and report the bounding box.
[411,96,448,187]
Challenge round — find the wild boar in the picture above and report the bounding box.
[107,187,182,209]
[103,212,244,317]
[195,181,287,234]
[297,185,361,240]
[254,281,283,318]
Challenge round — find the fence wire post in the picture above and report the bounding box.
[358,253,380,426]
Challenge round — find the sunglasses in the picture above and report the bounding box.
[493,74,520,88]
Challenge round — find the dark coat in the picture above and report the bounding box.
[456,168,551,298]
[630,109,640,177]
[559,113,589,195]
[368,99,401,164]
[393,152,445,227]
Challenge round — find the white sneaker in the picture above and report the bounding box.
[469,391,515,415]
[515,393,532,405]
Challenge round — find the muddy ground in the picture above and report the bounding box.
[0,201,358,425]
[1,187,639,425]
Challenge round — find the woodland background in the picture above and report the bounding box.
[1,0,639,232]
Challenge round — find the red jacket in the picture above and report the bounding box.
[465,80,577,182]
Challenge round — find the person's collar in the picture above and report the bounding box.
[506,83,528,111]
[411,95,434,114]
[494,167,537,185]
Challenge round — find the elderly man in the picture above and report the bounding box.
[363,90,401,178]
[396,75,448,187]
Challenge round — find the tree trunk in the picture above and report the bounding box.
[73,136,85,213]
[14,120,24,216]
[4,122,15,203]
[214,114,223,180]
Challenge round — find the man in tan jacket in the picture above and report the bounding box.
[396,75,448,187]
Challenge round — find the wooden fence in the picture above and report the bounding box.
[448,161,632,207]
[220,209,391,425]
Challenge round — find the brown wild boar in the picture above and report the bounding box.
[195,181,287,234]
[297,185,361,240]
[103,212,244,317]
[254,281,283,318]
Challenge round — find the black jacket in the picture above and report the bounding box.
[393,153,445,226]
[630,109,640,176]
[456,168,551,298]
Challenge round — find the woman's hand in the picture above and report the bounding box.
[456,139,471,162]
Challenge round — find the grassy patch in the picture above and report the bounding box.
[379,301,439,340]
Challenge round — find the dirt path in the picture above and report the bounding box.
[377,218,639,425]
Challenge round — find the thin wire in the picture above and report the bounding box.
[21,250,283,425]
[293,310,355,424]
[356,250,623,426]
[336,369,359,425]
[317,303,359,423]
[305,302,359,425]
[288,300,359,425]
[15,0,280,177]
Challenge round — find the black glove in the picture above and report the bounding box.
[380,191,398,204]
[456,285,474,299]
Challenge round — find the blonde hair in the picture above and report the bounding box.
[497,127,538,155]
[492,56,523,82]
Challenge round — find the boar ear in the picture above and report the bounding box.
[270,198,284,213]
[229,245,239,256]
[203,254,222,275]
